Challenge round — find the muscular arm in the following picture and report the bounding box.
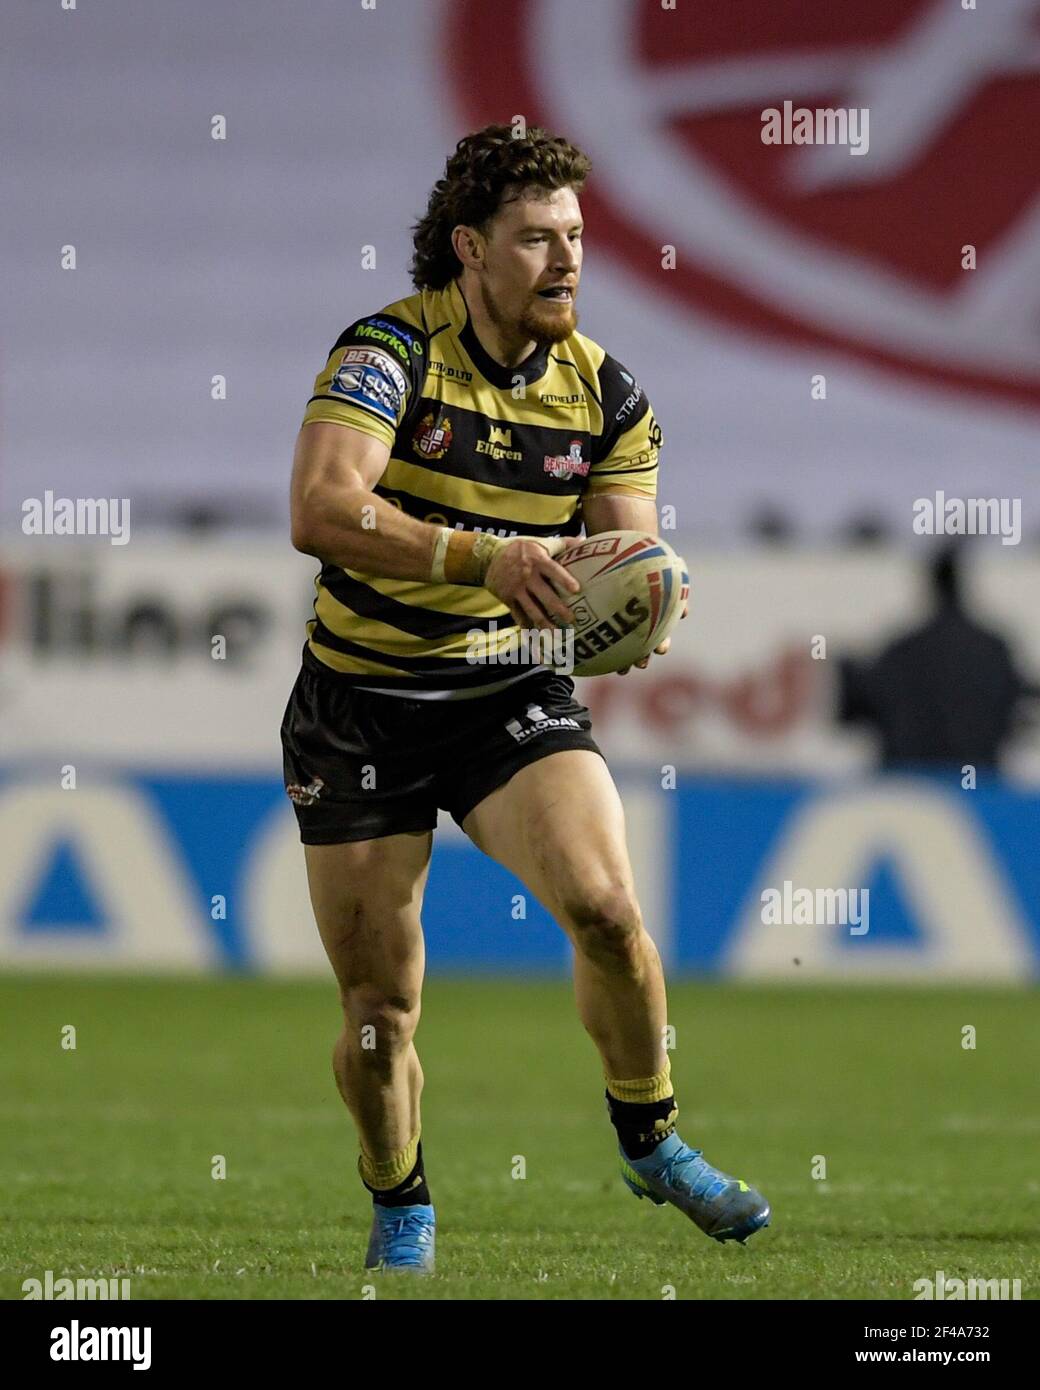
[581,488,659,539]
[289,420,577,625]
[290,421,442,578]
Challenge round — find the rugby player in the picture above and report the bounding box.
[282,125,770,1272]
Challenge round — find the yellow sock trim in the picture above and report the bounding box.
[358,1132,420,1190]
[606,1058,673,1104]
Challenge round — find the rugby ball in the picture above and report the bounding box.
[552,530,689,677]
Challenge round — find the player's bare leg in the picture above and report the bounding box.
[462,749,770,1244]
[305,833,429,1153]
[462,750,668,1074]
[304,831,437,1269]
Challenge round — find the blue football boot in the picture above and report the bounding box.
[364,1203,436,1273]
[620,1133,770,1244]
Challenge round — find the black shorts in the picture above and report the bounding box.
[280,654,604,844]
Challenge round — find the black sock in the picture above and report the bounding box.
[363,1140,432,1208]
[606,1091,679,1161]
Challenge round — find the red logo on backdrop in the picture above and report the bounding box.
[448,0,1040,409]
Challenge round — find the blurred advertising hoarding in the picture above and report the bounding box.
[2,538,1038,777]
[0,768,1036,981]
[0,539,1037,979]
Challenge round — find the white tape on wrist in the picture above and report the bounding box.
[430,526,453,583]
[471,531,506,583]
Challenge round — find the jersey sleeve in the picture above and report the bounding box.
[301,313,428,448]
[585,353,662,499]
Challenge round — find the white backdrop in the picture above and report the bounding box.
[3,0,1039,540]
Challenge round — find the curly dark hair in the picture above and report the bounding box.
[411,124,592,291]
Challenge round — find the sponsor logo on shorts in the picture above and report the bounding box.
[504,702,580,744]
[286,777,325,806]
[544,440,589,480]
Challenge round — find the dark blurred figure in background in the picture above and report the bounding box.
[838,542,1038,774]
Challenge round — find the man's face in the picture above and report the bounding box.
[474,185,583,344]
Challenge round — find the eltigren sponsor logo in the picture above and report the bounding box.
[504,701,581,744]
[22,491,130,546]
[476,425,521,461]
[912,492,1021,545]
[761,99,869,155]
[428,360,473,384]
[24,1270,131,1300]
[760,880,869,935]
[539,390,583,407]
[467,621,574,675]
[50,1320,151,1371]
[913,1269,1022,1301]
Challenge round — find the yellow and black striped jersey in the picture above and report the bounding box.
[300,278,662,691]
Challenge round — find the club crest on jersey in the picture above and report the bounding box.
[412,411,453,459]
[544,439,589,481]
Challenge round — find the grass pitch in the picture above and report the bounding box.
[1,975,1037,1301]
